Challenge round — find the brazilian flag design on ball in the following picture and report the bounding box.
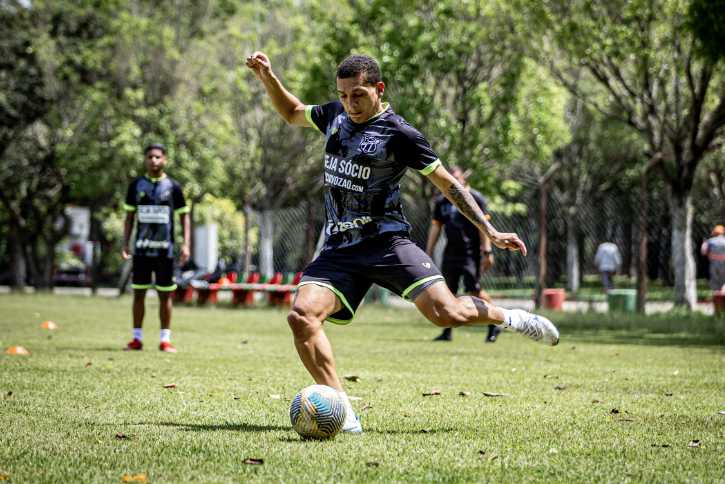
[290,385,347,439]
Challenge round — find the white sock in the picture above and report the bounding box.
[338,391,356,419]
[499,308,519,330]
[133,328,143,342]
[160,329,171,343]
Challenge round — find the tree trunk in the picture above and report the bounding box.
[90,209,100,294]
[244,203,252,272]
[42,237,56,289]
[670,192,697,308]
[8,221,26,288]
[259,209,274,278]
[566,208,580,292]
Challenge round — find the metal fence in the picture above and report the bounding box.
[231,186,719,294]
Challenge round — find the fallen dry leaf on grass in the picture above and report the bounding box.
[651,444,672,448]
[688,440,701,448]
[240,340,248,345]
[210,394,217,398]
[376,379,383,383]
[459,392,471,396]
[487,455,498,461]
[422,390,440,396]
[477,450,486,455]
[342,375,361,382]
[268,395,280,399]
[619,418,635,422]
[83,405,89,409]
[361,404,373,410]
[568,346,575,350]
[482,392,503,397]
[283,398,291,402]
[121,474,147,483]
[0,476,10,481]
[4,392,11,398]
[554,386,567,391]
[163,383,178,388]
[243,458,263,465]
[665,392,673,396]
[366,462,379,467]
[151,372,156,378]
[673,370,679,375]
[420,428,432,433]
[347,396,362,401]
[611,353,619,357]
[116,434,127,439]
[114,449,121,453]
[86,360,92,367]
[610,408,620,414]
[544,375,558,379]
[592,399,604,403]
[603,379,610,383]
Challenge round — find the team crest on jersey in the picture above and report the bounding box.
[359,134,380,154]
[160,191,170,201]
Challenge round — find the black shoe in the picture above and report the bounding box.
[485,326,502,343]
[432,328,452,341]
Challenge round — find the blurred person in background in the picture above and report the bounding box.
[121,143,190,353]
[701,225,725,291]
[426,166,499,343]
[594,239,621,293]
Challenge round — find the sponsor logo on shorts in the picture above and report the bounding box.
[422,263,431,268]
[326,217,372,235]
[136,239,170,249]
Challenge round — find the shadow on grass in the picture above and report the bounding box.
[156,422,289,432]
[547,310,725,348]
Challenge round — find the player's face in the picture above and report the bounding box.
[337,75,384,124]
[144,149,167,174]
[452,169,466,186]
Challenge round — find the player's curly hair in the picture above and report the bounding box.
[144,142,166,155]
[336,54,382,86]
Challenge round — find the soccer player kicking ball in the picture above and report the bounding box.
[122,143,191,353]
[246,52,559,433]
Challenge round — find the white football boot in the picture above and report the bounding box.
[498,309,559,346]
[341,413,363,434]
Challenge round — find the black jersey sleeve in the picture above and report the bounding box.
[388,117,441,175]
[432,195,447,225]
[124,181,137,212]
[305,101,345,134]
[171,179,190,214]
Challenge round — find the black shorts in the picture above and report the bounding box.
[299,233,444,324]
[132,256,176,291]
[441,256,481,294]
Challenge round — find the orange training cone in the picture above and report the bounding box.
[6,346,29,355]
[41,321,57,329]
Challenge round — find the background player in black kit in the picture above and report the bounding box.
[246,51,559,434]
[426,166,502,343]
[122,143,190,353]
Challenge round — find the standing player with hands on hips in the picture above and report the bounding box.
[246,51,560,433]
[121,143,191,354]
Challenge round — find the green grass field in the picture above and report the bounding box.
[1,294,724,483]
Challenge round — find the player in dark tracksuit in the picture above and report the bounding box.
[121,143,190,353]
[426,166,501,343]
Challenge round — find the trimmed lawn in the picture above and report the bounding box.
[1,294,724,483]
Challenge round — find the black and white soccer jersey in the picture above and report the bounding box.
[124,174,189,258]
[306,101,442,249]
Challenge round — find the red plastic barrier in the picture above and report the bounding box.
[713,291,725,315]
[542,288,565,311]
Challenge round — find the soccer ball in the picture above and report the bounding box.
[290,385,347,440]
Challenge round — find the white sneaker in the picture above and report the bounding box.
[498,309,559,346]
[341,414,363,434]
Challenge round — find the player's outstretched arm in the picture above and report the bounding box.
[427,166,527,256]
[245,52,312,127]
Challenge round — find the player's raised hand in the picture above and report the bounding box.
[246,52,274,81]
[122,244,132,260]
[489,232,527,256]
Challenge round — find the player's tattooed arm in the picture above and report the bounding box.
[427,166,527,255]
[448,182,497,236]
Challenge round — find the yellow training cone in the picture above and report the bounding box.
[41,321,57,329]
[6,346,29,355]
